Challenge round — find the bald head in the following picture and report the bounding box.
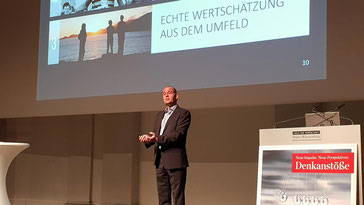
[162,86,178,108]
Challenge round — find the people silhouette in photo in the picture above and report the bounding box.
[117,15,127,55]
[106,20,115,54]
[88,0,117,10]
[78,23,87,61]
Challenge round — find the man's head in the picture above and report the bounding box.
[163,86,178,108]
[120,15,124,21]
[63,2,72,15]
[108,20,112,26]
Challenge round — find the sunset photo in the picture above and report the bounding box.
[53,5,152,63]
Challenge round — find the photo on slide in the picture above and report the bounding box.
[49,0,163,18]
[49,5,152,64]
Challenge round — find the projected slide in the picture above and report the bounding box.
[48,6,152,64]
[38,0,326,100]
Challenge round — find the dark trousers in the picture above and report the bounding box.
[107,39,113,54]
[156,163,187,205]
[118,34,125,54]
[79,41,86,61]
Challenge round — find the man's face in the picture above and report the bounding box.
[163,87,178,107]
[64,5,72,15]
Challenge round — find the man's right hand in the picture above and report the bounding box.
[139,134,156,143]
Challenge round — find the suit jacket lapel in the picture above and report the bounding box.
[155,111,164,135]
[163,105,180,132]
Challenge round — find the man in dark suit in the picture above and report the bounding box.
[139,86,191,205]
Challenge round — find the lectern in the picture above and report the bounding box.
[257,125,362,205]
[0,142,29,205]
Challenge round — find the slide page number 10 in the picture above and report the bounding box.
[302,59,310,67]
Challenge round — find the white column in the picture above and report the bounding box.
[0,142,29,205]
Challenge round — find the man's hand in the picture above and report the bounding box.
[139,132,157,143]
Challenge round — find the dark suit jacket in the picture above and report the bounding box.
[146,105,191,169]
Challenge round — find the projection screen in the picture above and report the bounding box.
[37,0,327,100]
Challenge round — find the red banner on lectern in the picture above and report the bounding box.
[292,153,354,173]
